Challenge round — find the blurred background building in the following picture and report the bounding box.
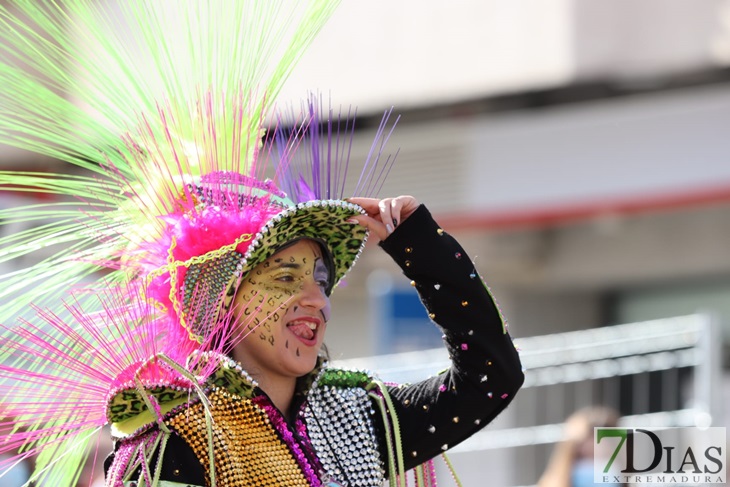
[2,0,729,485]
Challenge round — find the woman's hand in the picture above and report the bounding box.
[346,196,419,242]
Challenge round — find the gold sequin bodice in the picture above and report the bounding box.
[166,388,311,487]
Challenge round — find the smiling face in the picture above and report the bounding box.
[231,239,331,384]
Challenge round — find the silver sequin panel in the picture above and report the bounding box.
[305,384,386,487]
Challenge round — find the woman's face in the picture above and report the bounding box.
[231,239,331,382]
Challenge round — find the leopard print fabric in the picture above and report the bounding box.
[107,386,190,423]
[175,200,368,343]
[236,201,368,295]
[106,356,256,424]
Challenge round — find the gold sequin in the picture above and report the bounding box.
[166,388,310,486]
[405,260,411,267]
[428,313,435,320]
[437,228,444,236]
[410,280,416,287]
[452,416,459,423]
[405,247,413,253]
[461,300,469,307]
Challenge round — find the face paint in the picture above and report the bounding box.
[231,239,331,385]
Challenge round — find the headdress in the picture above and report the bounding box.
[0,1,398,486]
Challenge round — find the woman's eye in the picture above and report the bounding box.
[315,272,330,289]
[274,274,296,283]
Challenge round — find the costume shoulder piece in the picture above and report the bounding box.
[107,352,258,440]
[317,367,375,388]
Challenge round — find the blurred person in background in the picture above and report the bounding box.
[538,406,624,487]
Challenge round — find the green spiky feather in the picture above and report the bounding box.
[0,0,340,317]
[0,1,341,486]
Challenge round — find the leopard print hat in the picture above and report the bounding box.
[142,172,368,343]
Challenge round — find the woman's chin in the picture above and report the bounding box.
[284,349,320,377]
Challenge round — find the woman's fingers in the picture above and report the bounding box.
[347,214,388,241]
[378,199,396,234]
[388,195,419,226]
[346,197,380,216]
[346,195,419,241]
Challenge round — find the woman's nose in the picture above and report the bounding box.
[298,280,328,310]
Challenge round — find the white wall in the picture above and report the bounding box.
[282,0,730,112]
[467,85,730,213]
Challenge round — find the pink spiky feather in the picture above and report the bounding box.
[0,2,405,486]
[0,278,273,485]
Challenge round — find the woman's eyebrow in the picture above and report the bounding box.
[266,261,301,273]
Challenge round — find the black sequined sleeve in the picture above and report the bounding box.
[377,204,524,471]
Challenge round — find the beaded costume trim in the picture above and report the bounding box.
[305,371,387,486]
[109,354,392,487]
[166,389,315,487]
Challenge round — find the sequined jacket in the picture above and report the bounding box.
[104,205,524,487]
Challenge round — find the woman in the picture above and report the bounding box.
[0,2,522,485]
[103,186,524,486]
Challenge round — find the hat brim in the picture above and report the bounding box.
[232,199,368,296]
